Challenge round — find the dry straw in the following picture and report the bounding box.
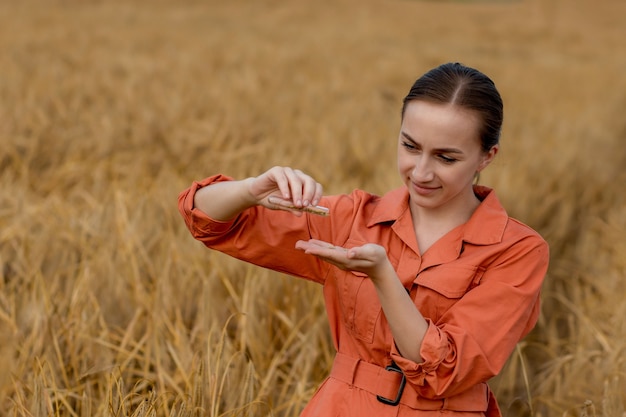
[1,0,625,416]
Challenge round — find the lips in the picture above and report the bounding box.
[412,182,440,196]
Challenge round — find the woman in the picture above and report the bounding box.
[178,62,549,416]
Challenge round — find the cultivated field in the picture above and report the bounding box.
[0,0,624,416]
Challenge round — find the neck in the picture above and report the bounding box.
[410,187,481,231]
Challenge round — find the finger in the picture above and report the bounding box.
[305,239,336,249]
[300,240,348,258]
[267,196,304,216]
[345,245,371,260]
[311,182,323,206]
[295,239,322,251]
[252,166,290,201]
[267,167,324,209]
[269,166,295,201]
[295,169,320,207]
[283,167,305,207]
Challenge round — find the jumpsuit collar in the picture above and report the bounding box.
[366,185,509,268]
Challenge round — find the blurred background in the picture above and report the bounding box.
[0,0,624,416]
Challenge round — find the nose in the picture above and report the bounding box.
[411,155,435,182]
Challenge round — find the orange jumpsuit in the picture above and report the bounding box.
[178,175,549,417]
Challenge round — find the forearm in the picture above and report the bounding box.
[193,177,257,221]
[373,263,429,364]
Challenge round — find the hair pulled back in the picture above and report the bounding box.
[402,62,503,152]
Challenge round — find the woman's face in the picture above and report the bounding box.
[397,100,497,214]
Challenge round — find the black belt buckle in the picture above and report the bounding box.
[376,363,406,406]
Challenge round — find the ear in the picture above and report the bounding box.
[477,144,499,172]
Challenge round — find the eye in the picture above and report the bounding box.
[438,154,457,164]
[401,141,418,151]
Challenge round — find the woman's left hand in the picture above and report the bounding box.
[295,239,393,282]
[297,238,427,363]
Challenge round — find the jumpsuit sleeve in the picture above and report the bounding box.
[390,235,549,399]
[177,174,341,284]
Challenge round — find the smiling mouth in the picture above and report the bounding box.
[412,183,440,195]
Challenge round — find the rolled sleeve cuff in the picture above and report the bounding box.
[189,207,236,237]
[390,319,447,382]
[178,174,238,238]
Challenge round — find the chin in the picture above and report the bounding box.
[410,193,441,209]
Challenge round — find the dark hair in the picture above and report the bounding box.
[402,62,503,152]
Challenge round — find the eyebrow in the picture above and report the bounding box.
[401,131,465,154]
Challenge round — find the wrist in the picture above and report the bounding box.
[370,258,396,285]
[241,177,262,207]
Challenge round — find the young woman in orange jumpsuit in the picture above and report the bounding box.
[178,62,549,416]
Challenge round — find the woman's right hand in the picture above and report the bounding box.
[193,166,324,221]
[248,166,324,212]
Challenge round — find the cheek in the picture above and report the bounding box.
[439,165,475,186]
[397,154,413,174]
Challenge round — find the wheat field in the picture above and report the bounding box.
[0,0,625,416]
